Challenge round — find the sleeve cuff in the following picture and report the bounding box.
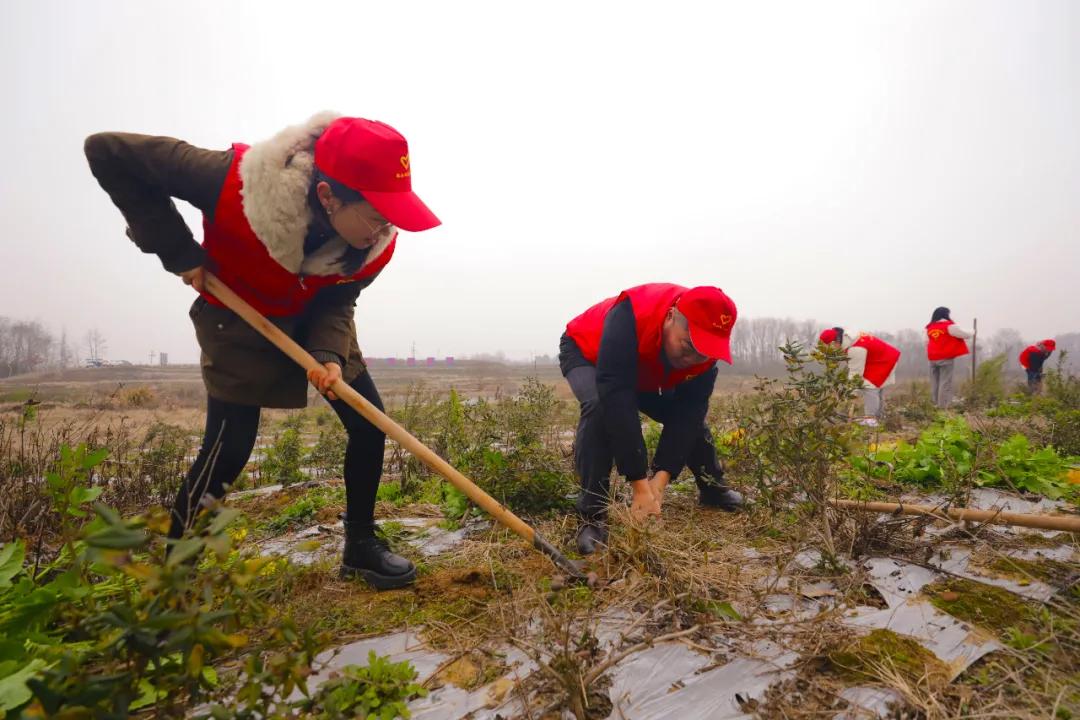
[310,350,345,367]
[651,460,685,477]
[156,235,206,274]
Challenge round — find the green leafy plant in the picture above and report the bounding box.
[849,417,1077,499]
[991,433,1077,499]
[299,651,427,720]
[0,444,329,718]
[263,486,346,534]
[849,416,984,492]
[263,428,307,486]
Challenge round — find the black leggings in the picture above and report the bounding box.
[169,371,385,538]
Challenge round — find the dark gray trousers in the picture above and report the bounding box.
[565,365,725,520]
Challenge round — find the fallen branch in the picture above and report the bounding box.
[830,499,1080,532]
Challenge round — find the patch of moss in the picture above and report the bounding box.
[828,628,947,684]
[925,577,1030,629]
[986,556,1080,602]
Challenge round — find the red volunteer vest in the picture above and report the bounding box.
[199,144,396,316]
[852,333,901,387]
[1019,345,1042,370]
[925,320,969,361]
[565,283,716,392]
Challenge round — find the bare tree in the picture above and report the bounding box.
[0,319,54,377]
[85,328,107,364]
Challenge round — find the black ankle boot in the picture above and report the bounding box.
[575,521,608,555]
[341,520,417,590]
[697,481,744,512]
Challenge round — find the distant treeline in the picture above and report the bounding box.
[0,318,104,378]
[2,314,1076,380]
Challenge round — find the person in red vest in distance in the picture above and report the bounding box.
[559,284,745,555]
[85,113,440,590]
[818,328,901,427]
[1019,339,1056,393]
[925,307,972,409]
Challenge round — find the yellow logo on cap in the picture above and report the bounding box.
[715,314,733,330]
[396,154,411,179]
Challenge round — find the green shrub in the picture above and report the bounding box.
[1048,409,1080,456]
[0,444,327,718]
[452,379,575,514]
[736,342,863,557]
[136,421,192,500]
[298,651,427,719]
[386,380,575,516]
[963,354,1008,409]
[888,380,937,425]
[307,424,347,478]
[1044,353,1080,410]
[262,428,306,486]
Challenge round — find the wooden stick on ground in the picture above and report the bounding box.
[830,498,1080,532]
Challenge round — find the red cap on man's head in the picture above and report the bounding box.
[819,328,839,345]
[676,286,737,364]
[1043,339,1057,351]
[314,117,441,232]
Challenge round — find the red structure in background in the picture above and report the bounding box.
[406,357,416,366]
[446,357,454,365]
[426,357,436,366]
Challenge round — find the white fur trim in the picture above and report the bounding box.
[239,112,395,278]
[239,111,340,273]
[298,227,396,275]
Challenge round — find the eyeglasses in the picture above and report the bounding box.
[354,207,393,237]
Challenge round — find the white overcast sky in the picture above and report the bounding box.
[1,1,1077,363]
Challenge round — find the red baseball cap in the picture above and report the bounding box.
[314,117,441,232]
[676,286,737,364]
[1043,339,1057,351]
[819,328,839,345]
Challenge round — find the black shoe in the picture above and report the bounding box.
[576,522,608,555]
[698,483,744,512]
[341,520,417,590]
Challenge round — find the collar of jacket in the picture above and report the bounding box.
[237,111,394,277]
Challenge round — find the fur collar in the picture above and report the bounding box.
[238,111,393,276]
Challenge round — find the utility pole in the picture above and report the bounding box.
[971,318,978,381]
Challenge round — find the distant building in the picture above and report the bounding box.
[159,352,168,366]
[426,357,435,366]
[446,356,454,365]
